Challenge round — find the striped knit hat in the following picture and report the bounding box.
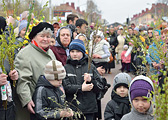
[44,60,66,80]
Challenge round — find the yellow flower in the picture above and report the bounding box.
[17,16,20,21]
[139,35,145,42]
[29,24,33,30]
[25,32,29,40]
[35,19,39,24]
[23,40,29,45]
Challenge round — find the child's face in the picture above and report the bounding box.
[124,47,128,51]
[19,27,27,38]
[132,97,151,113]
[116,86,128,97]
[50,38,56,46]
[78,36,86,46]
[79,36,86,42]
[70,49,83,60]
[49,79,62,87]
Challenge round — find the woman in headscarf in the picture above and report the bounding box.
[89,30,111,72]
[50,27,72,66]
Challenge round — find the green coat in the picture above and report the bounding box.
[14,43,56,120]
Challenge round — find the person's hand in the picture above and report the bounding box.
[96,55,102,59]
[84,73,91,82]
[97,66,105,75]
[153,63,161,69]
[0,73,8,86]
[111,45,115,48]
[9,70,18,81]
[92,54,96,58]
[93,54,101,59]
[27,100,35,114]
[6,16,15,25]
[60,108,73,118]
[152,62,158,69]
[82,81,94,91]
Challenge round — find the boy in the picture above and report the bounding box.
[32,60,73,120]
[121,75,154,120]
[104,73,132,120]
[62,39,103,120]
[49,35,56,46]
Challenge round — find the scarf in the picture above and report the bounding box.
[111,90,131,115]
[31,40,49,52]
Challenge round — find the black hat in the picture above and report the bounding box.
[29,22,54,40]
[0,16,7,35]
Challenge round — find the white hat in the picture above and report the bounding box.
[44,60,66,80]
[90,30,104,40]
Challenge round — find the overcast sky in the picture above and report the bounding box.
[39,0,157,24]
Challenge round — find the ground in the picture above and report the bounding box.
[101,62,135,120]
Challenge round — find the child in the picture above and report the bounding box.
[121,45,131,72]
[32,60,73,120]
[49,35,56,46]
[104,73,132,120]
[62,39,103,120]
[121,75,154,120]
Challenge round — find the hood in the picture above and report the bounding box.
[36,75,55,88]
[56,26,72,49]
[66,54,88,66]
[128,75,154,115]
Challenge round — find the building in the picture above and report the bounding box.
[107,22,124,28]
[130,3,168,25]
[53,2,85,21]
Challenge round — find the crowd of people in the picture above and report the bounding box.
[0,10,167,120]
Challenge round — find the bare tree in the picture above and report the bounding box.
[86,0,101,24]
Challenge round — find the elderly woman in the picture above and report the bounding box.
[14,22,56,120]
[50,27,72,66]
[89,30,111,72]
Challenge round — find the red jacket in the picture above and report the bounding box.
[50,46,67,66]
[121,50,131,63]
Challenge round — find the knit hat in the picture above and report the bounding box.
[19,20,28,33]
[29,22,54,40]
[0,16,7,35]
[69,39,86,54]
[123,45,128,50]
[130,76,153,101]
[113,73,132,91]
[44,60,66,80]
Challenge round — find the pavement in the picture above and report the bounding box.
[100,62,135,120]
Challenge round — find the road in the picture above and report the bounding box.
[100,62,135,120]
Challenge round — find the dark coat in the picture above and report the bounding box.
[50,46,67,66]
[104,91,130,120]
[62,55,102,114]
[109,33,118,49]
[0,59,15,120]
[32,75,68,120]
[107,33,118,69]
